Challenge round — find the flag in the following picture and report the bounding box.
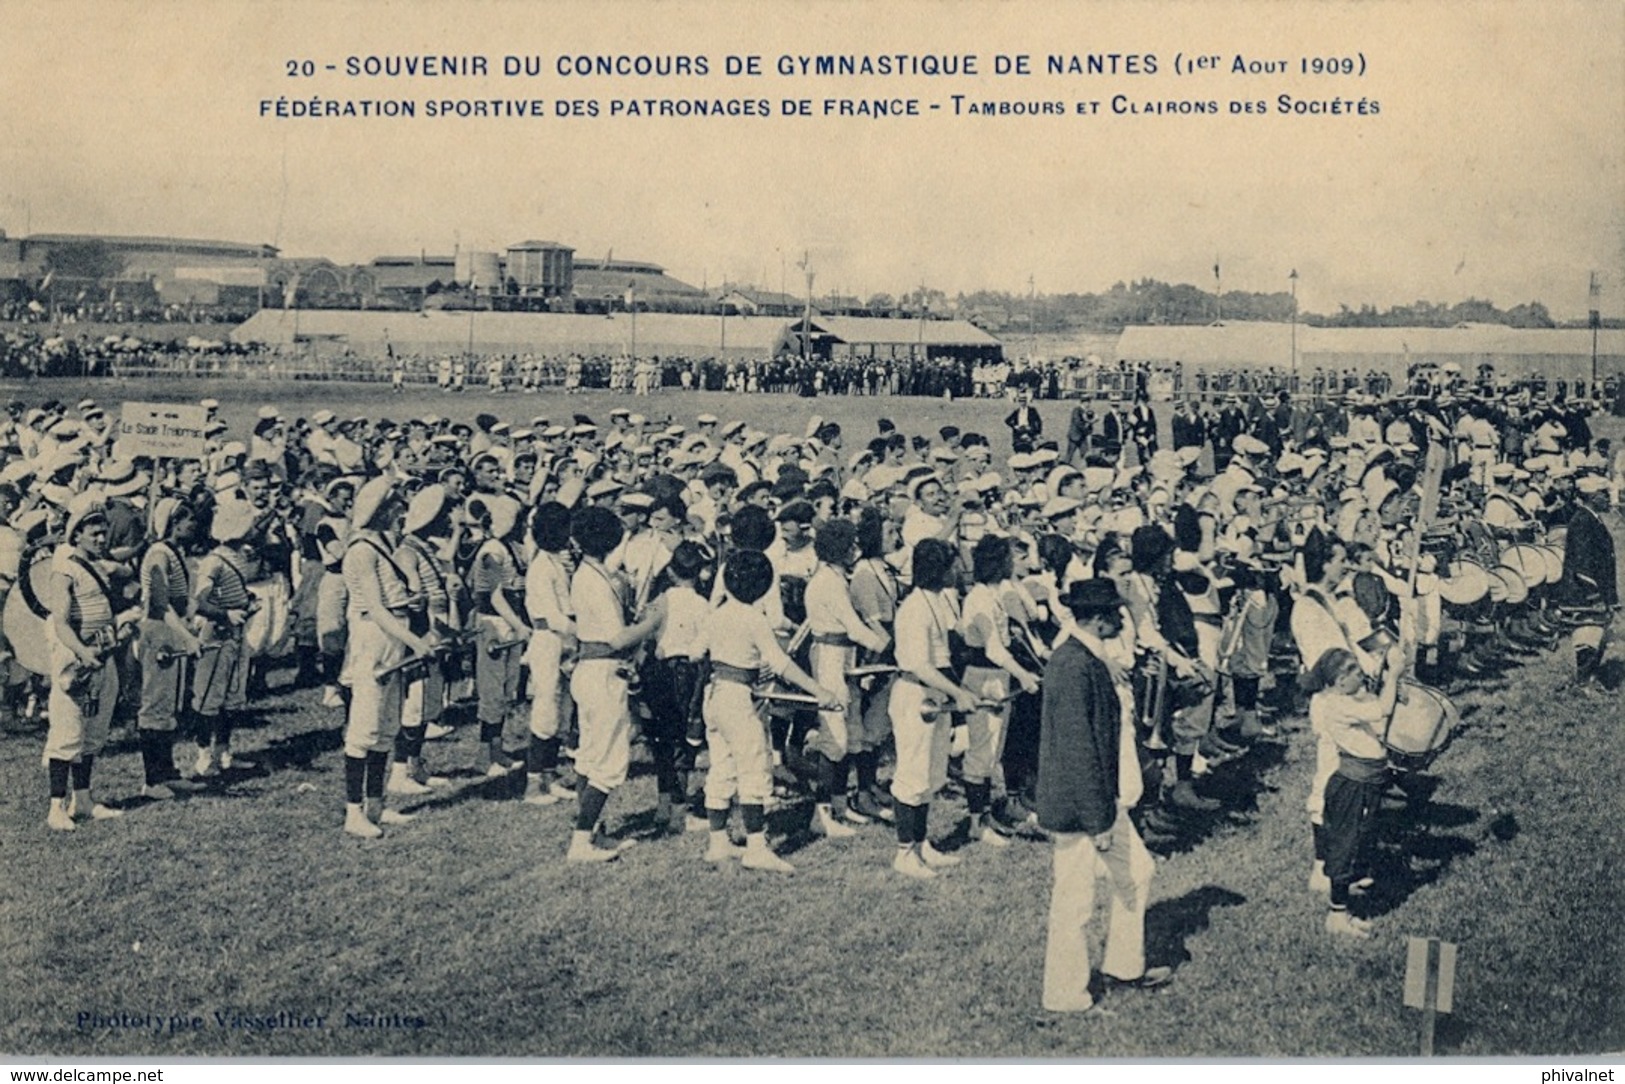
[1590,272,1601,329]
[1213,261,1220,280]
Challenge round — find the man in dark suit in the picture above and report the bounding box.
[1095,398,1126,462]
[1037,578,1172,1014]
[1213,396,1245,471]
[1129,391,1159,463]
[1171,399,1206,454]
[1556,475,1618,689]
[1064,403,1094,465]
[1004,388,1043,453]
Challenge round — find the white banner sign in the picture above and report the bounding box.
[117,401,209,459]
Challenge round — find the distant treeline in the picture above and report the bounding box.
[955,279,1611,334]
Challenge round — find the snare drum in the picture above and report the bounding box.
[1382,679,1459,772]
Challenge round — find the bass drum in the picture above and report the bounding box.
[3,550,57,678]
[1490,565,1529,605]
[1499,544,1549,588]
[1438,559,1490,607]
[1382,679,1459,773]
[1534,545,1564,585]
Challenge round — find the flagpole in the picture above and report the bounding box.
[1214,258,1222,322]
[1589,271,1600,395]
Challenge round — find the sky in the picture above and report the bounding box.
[1,0,1621,318]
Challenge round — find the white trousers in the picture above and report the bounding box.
[1043,813,1154,1011]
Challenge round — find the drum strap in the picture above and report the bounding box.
[351,536,411,599]
[152,541,190,597]
[67,555,115,633]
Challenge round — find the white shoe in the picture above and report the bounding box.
[892,847,936,879]
[686,813,711,833]
[192,749,220,779]
[814,804,858,839]
[142,783,176,801]
[1325,911,1373,939]
[523,778,564,805]
[920,841,961,869]
[974,818,1012,848]
[565,838,621,863]
[47,803,77,832]
[321,686,344,708]
[741,843,795,873]
[69,794,122,821]
[424,722,454,741]
[218,750,235,771]
[703,837,746,863]
[1191,751,1211,777]
[1308,861,1331,896]
[378,808,416,825]
[343,806,382,839]
[484,762,512,778]
[386,765,432,796]
[548,780,578,800]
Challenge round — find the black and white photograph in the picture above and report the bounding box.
[0,0,1621,1065]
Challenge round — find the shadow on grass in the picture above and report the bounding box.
[251,723,345,773]
[1136,740,1289,857]
[1144,884,1248,969]
[1360,778,1480,919]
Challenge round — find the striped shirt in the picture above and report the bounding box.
[195,547,253,614]
[396,535,450,619]
[141,540,190,620]
[57,557,114,638]
[342,532,413,619]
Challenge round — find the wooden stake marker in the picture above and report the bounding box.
[1404,935,1457,1055]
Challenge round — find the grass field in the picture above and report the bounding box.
[0,376,1620,1058]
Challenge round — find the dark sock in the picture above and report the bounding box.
[140,732,167,785]
[392,727,413,765]
[1576,646,1598,680]
[48,759,70,799]
[526,740,548,776]
[478,721,500,745]
[321,652,343,686]
[708,806,730,832]
[214,714,233,749]
[538,737,560,772]
[915,801,931,843]
[344,755,366,804]
[71,756,93,791]
[894,801,919,845]
[651,739,677,798]
[1312,822,1327,862]
[741,803,766,834]
[967,780,990,816]
[812,751,834,803]
[575,785,610,833]
[402,725,426,760]
[769,715,790,755]
[854,750,878,792]
[363,750,388,799]
[1175,753,1194,782]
